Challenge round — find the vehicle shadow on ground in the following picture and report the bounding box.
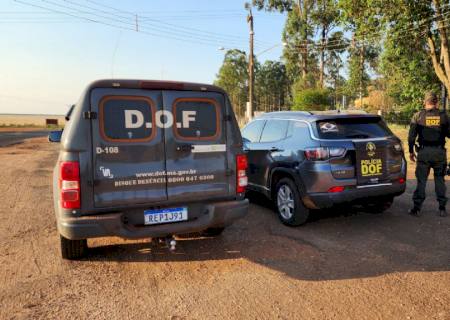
[86,181,450,281]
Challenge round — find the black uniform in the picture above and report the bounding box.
[408,108,450,210]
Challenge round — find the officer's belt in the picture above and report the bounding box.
[418,144,445,149]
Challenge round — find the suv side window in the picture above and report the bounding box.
[260,120,288,143]
[242,120,265,143]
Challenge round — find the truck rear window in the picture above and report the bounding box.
[315,117,393,139]
[173,98,219,140]
[99,96,155,142]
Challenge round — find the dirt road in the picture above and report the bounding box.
[0,130,49,147]
[0,138,449,320]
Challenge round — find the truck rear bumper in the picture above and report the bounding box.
[57,199,249,240]
[306,182,406,209]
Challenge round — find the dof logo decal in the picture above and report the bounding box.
[124,110,196,129]
[366,142,376,157]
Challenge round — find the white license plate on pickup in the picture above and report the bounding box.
[143,207,188,225]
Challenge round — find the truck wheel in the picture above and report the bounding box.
[201,227,225,237]
[60,235,87,260]
[275,178,309,226]
[363,197,393,214]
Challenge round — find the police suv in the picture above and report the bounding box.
[51,80,249,259]
[242,111,407,226]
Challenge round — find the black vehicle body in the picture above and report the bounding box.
[242,111,406,225]
[52,79,248,258]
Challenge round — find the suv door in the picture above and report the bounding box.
[90,88,167,208]
[251,119,289,188]
[162,90,230,202]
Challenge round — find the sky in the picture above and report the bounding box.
[0,0,286,115]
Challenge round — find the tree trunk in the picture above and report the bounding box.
[320,26,326,88]
[359,44,365,108]
[299,0,308,80]
[427,0,450,93]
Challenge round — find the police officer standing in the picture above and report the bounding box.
[408,91,449,217]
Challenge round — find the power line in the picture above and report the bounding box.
[45,0,251,47]
[14,0,256,49]
[284,8,450,52]
[84,0,271,46]
[319,3,450,48]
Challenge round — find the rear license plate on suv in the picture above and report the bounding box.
[144,207,188,225]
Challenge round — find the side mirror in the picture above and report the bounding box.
[242,137,251,151]
[48,130,63,143]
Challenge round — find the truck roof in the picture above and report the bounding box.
[86,79,227,94]
[258,110,380,122]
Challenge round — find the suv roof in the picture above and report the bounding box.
[257,110,378,122]
[86,79,226,94]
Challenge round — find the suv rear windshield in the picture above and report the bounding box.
[314,117,393,139]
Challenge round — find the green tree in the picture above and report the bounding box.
[311,0,340,88]
[338,0,381,105]
[380,27,440,117]
[378,0,450,97]
[326,31,347,108]
[256,60,289,111]
[254,0,315,81]
[214,49,249,119]
[292,88,331,111]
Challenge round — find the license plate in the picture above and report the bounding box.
[143,207,188,225]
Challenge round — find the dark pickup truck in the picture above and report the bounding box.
[51,79,249,259]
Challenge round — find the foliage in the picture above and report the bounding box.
[354,86,394,114]
[255,60,290,112]
[214,49,249,118]
[282,8,315,83]
[292,88,331,111]
[379,30,441,115]
[217,0,450,121]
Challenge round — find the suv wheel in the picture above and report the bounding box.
[275,178,309,226]
[60,235,88,260]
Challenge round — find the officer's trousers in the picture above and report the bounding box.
[413,146,447,209]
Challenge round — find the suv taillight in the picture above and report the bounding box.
[304,147,346,161]
[236,154,248,193]
[59,161,80,209]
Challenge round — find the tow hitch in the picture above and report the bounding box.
[152,236,177,252]
[166,236,177,251]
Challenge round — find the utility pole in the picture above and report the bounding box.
[246,3,254,121]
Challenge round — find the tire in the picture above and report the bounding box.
[275,178,309,226]
[201,227,225,237]
[362,197,393,214]
[60,235,88,260]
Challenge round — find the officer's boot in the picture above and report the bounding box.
[439,207,448,217]
[408,207,421,217]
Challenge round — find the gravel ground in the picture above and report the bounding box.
[0,138,449,320]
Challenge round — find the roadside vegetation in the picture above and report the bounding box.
[215,0,450,124]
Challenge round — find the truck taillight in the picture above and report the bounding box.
[236,154,248,194]
[59,161,80,209]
